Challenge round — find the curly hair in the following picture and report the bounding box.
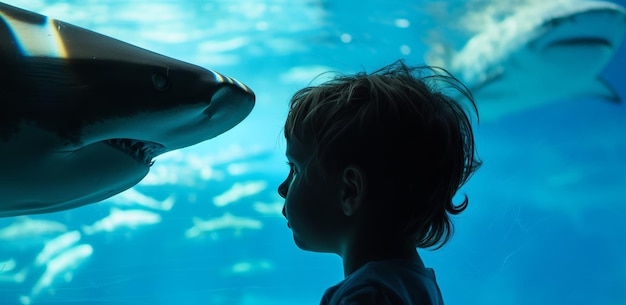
[283,59,482,249]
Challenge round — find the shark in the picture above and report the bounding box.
[34,230,82,266]
[0,3,255,217]
[0,258,28,284]
[213,180,268,207]
[430,0,626,121]
[81,207,162,235]
[184,212,263,239]
[20,243,93,305]
[0,217,67,240]
[107,188,176,211]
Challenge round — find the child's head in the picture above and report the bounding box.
[279,60,481,251]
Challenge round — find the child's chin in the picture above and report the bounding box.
[292,236,310,251]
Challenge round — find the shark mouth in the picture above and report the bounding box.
[548,37,612,48]
[104,139,166,166]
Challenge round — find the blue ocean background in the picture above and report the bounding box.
[1,0,625,304]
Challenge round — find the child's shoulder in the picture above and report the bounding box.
[321,259,444,305]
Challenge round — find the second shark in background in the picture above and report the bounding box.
[428,0,626,121]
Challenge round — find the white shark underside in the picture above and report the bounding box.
[433,0,625,121]
[0,3,255,217]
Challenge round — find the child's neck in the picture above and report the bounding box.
[340,239,423,277]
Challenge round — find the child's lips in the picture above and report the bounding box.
[282,206,290,228]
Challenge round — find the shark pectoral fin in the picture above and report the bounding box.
[592,78,621,103]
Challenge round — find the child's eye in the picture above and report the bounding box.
[286,162,298,175]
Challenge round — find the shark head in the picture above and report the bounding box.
[528,1,626,78]
[441,1,625,121]
[0,3,255,217]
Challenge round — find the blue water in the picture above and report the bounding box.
[1,0,625,304]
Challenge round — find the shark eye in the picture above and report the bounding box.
[152,73,170,91]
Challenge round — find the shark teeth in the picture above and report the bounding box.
[104,139,166,166]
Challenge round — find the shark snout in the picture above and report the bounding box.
[160,83,255,151]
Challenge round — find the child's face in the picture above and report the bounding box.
[278,138,347,254]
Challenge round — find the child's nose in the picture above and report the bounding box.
[278,181,288,198]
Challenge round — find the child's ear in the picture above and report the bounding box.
[340,165,366,216]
